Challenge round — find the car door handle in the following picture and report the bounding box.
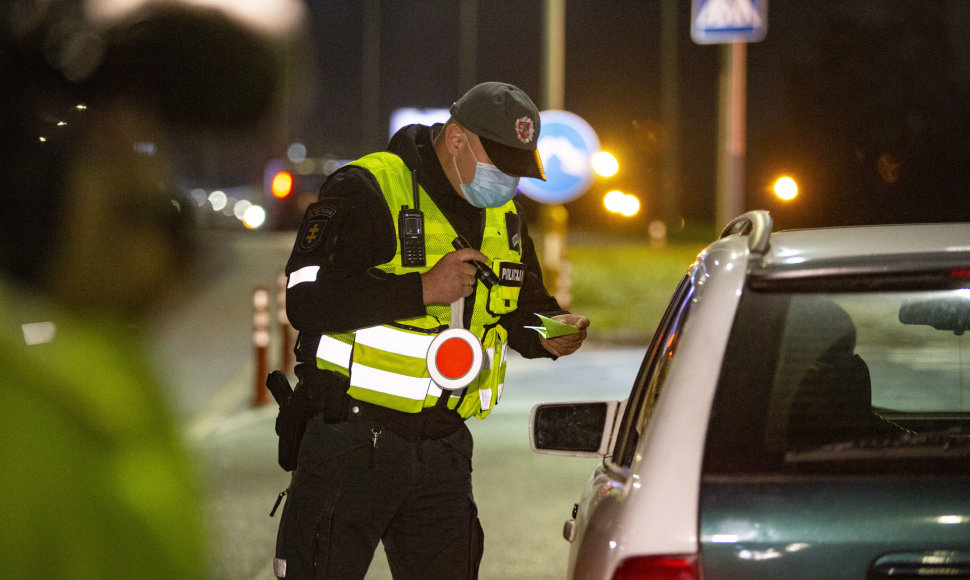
[870,551,970,577]
[563,504,579,542]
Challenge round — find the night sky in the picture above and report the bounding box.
[291,1,970,232]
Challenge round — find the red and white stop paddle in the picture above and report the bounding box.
[426,296,484,391]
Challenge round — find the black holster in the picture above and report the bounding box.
[272,365,350,471]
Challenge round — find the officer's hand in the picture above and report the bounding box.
[421,248,489,305]
[540,314,590,357]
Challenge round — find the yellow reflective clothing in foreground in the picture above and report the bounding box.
[0,282,207,579]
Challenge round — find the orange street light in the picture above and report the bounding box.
[774,176,798,201]
[592,151,619,178]
[604,190,640,217]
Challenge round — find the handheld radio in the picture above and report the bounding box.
[399,170,426,267]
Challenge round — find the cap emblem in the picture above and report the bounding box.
[515,116,535,144]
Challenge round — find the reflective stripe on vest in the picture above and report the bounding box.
[316,333,354,377]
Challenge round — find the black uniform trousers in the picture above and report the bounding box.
[275,408,484,579]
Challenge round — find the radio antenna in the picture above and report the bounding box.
[411,170,420,210]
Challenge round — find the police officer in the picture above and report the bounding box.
[274,82,589,579]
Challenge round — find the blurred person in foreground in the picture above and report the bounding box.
[273,82,590,579]
[0,1,281,577]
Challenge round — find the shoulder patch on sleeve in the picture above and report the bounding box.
[298,201,339,252]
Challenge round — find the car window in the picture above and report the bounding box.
[704,286,970,476]
[611,276,694,467]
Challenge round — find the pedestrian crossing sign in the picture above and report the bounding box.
[691,0,767,44]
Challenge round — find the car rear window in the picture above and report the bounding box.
[703,285,970,475]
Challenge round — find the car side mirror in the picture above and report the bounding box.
[529,400,624,457]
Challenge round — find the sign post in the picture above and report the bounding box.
[691,0,767,229]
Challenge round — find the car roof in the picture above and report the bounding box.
[715,213,970,284]
[765,222,970,267]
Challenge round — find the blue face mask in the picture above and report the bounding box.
[454,134,520,208]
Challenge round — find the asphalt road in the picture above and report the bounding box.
[148,230,644,579]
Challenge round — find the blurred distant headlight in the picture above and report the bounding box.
[243,204,266,229]
[208,190,228,211]
[233,199,253,220]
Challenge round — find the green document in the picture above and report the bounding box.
[525,313,580,338]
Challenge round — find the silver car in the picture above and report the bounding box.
[531,211,970,580]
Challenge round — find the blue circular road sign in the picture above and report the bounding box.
[519,110,600,204]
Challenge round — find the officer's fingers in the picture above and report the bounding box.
[449,248,486,263]
[566,331,587,347]
[429,251,467,279]
[438,250,478,277]
[459,262,477,279]
[447,248,489,270]
[541,331,586,357]
[422,250,485,304]
[539,336,566,357]
[556,333,583,347]
[422,265,463,304]
[466,250,490,264]
[551,313,590,329]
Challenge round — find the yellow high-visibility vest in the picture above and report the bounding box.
[316,152,524,419]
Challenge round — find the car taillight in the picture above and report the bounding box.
[611,555,699,580]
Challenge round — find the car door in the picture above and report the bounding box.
[567,276,696,579]
[699,286,970,579]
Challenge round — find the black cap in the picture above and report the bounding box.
[449,82,545,180]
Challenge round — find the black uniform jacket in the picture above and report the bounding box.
[285,123,566,365]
